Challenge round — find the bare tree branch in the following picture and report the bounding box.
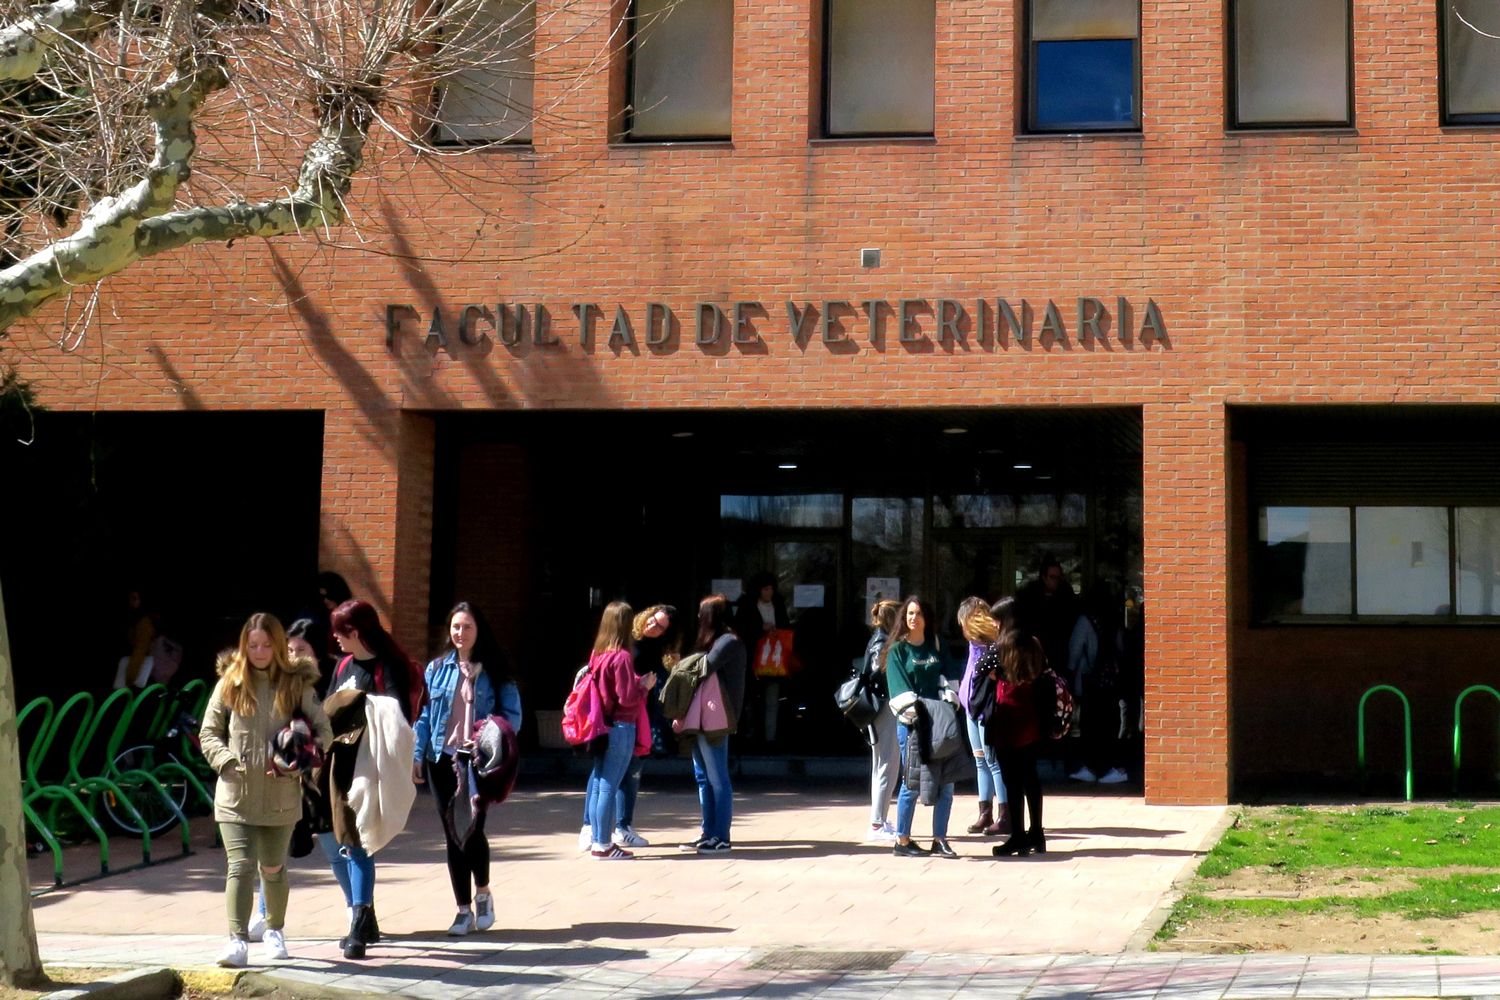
[0,0,119,82]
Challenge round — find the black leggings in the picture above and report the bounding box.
[994,742,1043,838]
[427,755,490,907]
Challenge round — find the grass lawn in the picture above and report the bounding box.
[1156,803,1500,952]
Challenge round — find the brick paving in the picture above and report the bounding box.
[27,778,1500,997]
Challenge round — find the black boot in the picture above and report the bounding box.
[361,906,381,944]
[1029,828,1047,855]
[991,836,1031,857]
[342,905,370,960]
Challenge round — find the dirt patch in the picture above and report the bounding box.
[1200,865,1497,901]
[1164,910,1499,955]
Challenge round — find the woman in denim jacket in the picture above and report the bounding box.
[412,602,522,935]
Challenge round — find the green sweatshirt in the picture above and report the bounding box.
[885,637,948,702]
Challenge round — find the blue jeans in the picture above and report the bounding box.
[895,723,953,841]
[964,712,1007,805]
[581,754,645,830]
[319,832,373,906]
[691,735,733,842]
[587,722,636,847]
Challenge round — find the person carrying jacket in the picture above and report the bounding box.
[200,613,331,969]
[413,601,522,936]
[882,595,960,859]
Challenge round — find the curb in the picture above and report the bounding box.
[1124,805,1240,952]
[40,968,178,1000]
[233,972,392,1000]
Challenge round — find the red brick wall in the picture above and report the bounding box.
[12,0,1500,803]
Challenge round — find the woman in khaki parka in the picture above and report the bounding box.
[200,612,331,968]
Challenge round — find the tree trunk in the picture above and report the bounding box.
[0,577,42,987]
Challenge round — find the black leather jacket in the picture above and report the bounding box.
[860,629,891,701]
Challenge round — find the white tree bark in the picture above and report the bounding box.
[0,577,42,988]
[0,0,118,83]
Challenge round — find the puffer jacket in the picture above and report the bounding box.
[902,697,973,806]
[199,655,331,827]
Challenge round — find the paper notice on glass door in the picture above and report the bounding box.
[792,584,825,609]
[865,577,900,606]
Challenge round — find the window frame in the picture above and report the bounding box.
[1254,503,1500,625]
[622,0,734,144]
[1023,0,1143,135]
[1439,0,1500,126]
[1226,0,1356,131]
[820,0,937,139]
[429,0,538,148]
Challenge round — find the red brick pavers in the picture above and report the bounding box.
[30,784,1500,996]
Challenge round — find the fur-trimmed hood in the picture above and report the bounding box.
[214,650,322,686]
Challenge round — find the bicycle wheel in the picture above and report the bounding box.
[104,745,188,836]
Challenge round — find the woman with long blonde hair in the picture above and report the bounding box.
[957,598,1008,837]
[200,613,330,968]
[582,601,653,859]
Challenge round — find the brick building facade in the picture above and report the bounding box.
[9,0,1500,804]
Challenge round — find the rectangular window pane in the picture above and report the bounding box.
[826,0,935,136]
[1354,507,1449,616]
[436,0,535,143]
[719,495,843,529]
[933,494,1017,528]
[1234,0,1349,125]
[1034,39,1135,128]
[1446,1,1500,119]
[1258,506,1352,615]
[1456,508,1500,615]
[629,0,733,139]
[1032,0,1138,40]
[852,497,925,615]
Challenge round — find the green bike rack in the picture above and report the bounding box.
[24,693,113,878]
[107,686,211,848]
[1452,684,1500,793]
[59,691,157,865]
[84,688,192,858]
[1358,684,1413,802]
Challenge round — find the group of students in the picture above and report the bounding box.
[859,582,1130,860]
[199,595,521,968]
[572,594,746,858]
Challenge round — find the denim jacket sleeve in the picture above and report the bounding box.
[493,680,522,733]
[413,659,437,762]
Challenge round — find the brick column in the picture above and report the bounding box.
[1142,401,1231,804]
[392,412,437,657]
[317,408,435,657]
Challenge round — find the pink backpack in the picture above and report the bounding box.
[561,664,608,746]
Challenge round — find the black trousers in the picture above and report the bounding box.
[993,741,1043,838]
[426,754,490,907]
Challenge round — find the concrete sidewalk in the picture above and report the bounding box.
[31,779,1500,997]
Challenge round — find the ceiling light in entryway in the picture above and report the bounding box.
[777,463,798,470]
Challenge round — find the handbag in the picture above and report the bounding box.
[753,629,799,679]
[834,670,881,729]
[674,673,729,736]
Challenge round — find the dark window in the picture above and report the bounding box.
[1028,0,1139,132]
[626,0,733,141]
[1443,1,1500,124]
[823,0,935,137]
[1231,0,1351,128]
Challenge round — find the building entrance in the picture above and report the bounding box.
[430,407,1143,755]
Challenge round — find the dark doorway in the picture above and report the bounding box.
[0,410,323,703]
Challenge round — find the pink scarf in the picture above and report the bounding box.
[444,659,481,751]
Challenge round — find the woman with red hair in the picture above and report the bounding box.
[322,599,424,958]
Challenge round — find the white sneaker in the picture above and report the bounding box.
[1069,766,1098,783]
[577,824,592,852]
[217,936,248,969]
[474,893,494,931]
[262,928,288,961]
[613,825,649,848]
[448,910,475,936]
[865,823,897,844]
[246,910,266,943]
[1099,767,1129,785]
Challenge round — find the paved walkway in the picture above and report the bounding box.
[29,779,1500,996]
